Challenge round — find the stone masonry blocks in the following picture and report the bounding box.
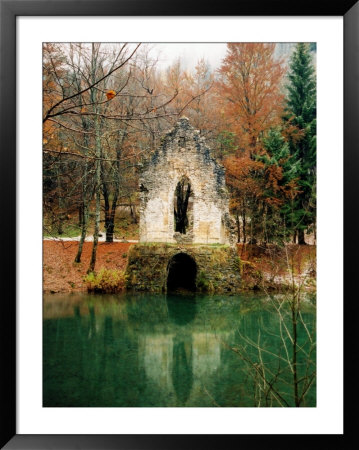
[139,117,236,245]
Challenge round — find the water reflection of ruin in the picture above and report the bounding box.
[138,331,226,406]
[137,294,229,406]
[44,293,235,406]
[44,292,316,407]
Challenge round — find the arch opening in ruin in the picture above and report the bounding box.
[167,253,197,292]
[173,176,193,235]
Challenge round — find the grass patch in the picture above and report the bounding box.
[43,223,82,238]
[114,216,139,240]
[84,268,127,293]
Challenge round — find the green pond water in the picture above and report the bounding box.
[43,292,316,407]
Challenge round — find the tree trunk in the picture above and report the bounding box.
[263,202,267,244]
[102,177,119,243]
[292,307,300,407]
[242,208,247,244]
[102,179,111,242]
[104,204,117,243]
[293,230,297,244]
[89,183,100,272]
[102,129,125,243]
[74,125,91,263]
[78,203,84,227]
[105,211,115,242]
[56,164,64,235]
[57,217,63,235]
[89,157,101,272]
[235,213,240,243]
[75,203,89,263]
[88,61,101,272]
[130,204,138,224]
[298,229,306,245]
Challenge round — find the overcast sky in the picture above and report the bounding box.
[142,43,300,72]
[147,43,228,71]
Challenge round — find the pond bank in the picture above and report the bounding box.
[238,243,316,292]
[43,241,132,293]
[43,240,316,294]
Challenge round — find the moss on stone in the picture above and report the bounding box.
[125,243,241,293]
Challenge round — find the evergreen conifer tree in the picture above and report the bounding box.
[284,43,316,244]
[258,128,300,243]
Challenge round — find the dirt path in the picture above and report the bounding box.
[44,236,138,243]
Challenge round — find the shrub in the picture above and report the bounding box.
[84,268,127,293]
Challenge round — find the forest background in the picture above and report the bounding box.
[43,42,316,274]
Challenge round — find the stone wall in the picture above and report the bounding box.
[125,243,241,293]
[139,117,236,245]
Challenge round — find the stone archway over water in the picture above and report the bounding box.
[167,253,197,292]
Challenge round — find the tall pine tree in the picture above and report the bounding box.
[284,43,316,244]
[257,128,300,243]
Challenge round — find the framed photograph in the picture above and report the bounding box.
[1,0,356,448]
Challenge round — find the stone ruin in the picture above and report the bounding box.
[139,117,236,245]
[126,117,241,293]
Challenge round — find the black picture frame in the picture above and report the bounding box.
[1,0,356,448]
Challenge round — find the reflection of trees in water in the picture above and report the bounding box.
[210,309,316,407]
[97,316,114,391]
[44,305,150,407]
[88,305,96,338]
[172,334,193,405]
[43,293,316,407]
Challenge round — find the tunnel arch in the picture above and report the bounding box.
[166,253,197,292]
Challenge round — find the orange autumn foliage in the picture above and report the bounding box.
[217,43,285,157]
[224,154,264,210]
[106,90,116,100]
